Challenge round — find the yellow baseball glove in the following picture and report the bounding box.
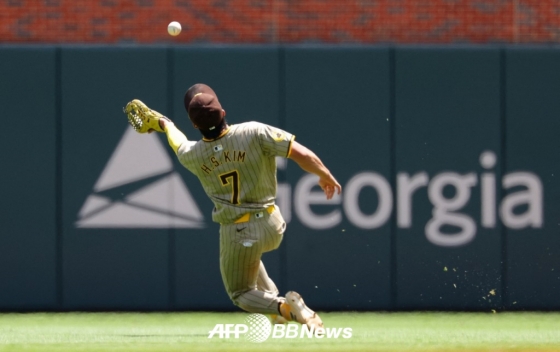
[123,99,170,133]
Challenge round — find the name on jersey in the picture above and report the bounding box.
[200,150,246,175]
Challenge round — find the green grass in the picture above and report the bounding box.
[0,312,559,351]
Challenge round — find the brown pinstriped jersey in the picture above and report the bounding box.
[177,121,294,224]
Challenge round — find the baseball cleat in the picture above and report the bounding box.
[123,99,170,134]
[269,314,288,325]
[285,291,324,332]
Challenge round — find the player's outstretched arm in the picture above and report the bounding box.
[157,118,188,155]
[288,141,342,199]
[124,98,190,155]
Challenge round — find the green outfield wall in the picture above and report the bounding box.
[0,46,558,311]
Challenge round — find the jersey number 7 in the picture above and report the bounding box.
[219,170,240,205]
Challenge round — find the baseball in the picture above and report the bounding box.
[168,21,181,36]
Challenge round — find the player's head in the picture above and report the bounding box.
[184,83,227,139]
[184,83,217,107]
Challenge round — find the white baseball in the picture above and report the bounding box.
[168,21,181,36]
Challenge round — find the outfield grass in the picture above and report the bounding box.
[0,312,559,351]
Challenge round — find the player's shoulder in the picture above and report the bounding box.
[228,121,268,135]
[233,121,268,130]
[178,139,204,155]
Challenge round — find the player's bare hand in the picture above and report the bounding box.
[159,118,171,130]
[146,118,174,134]
[319,175,342,200]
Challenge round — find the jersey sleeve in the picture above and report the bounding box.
[258,123,295,158]
[163,123,189,154]
[176,139,198,170]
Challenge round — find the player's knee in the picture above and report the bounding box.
[231,292,255,313]
[229,292,244,309]
[232,298,251,312]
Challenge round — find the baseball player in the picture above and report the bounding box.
[124,83,341,331]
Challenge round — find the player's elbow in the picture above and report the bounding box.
[288,141,314,164]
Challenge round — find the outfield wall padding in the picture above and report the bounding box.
[0,48,58,309]
[394,48,503,309]
[0,46,558,311]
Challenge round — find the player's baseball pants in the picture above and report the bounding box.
[219,205,286,314]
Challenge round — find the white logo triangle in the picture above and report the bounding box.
[75,128,205,228]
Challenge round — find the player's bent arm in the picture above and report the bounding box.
[159,118,188,154]
[288,141,342,199]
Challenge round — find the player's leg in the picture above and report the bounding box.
[219,207,321,330]
[256,260,278,295]
[254,260,290,324]
[257,209,323,330]
[254,207,286,295]
[249,207,286,303]
[219,216,283,315]
[233,264,281,315]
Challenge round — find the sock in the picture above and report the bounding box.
[278,302,294,321]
